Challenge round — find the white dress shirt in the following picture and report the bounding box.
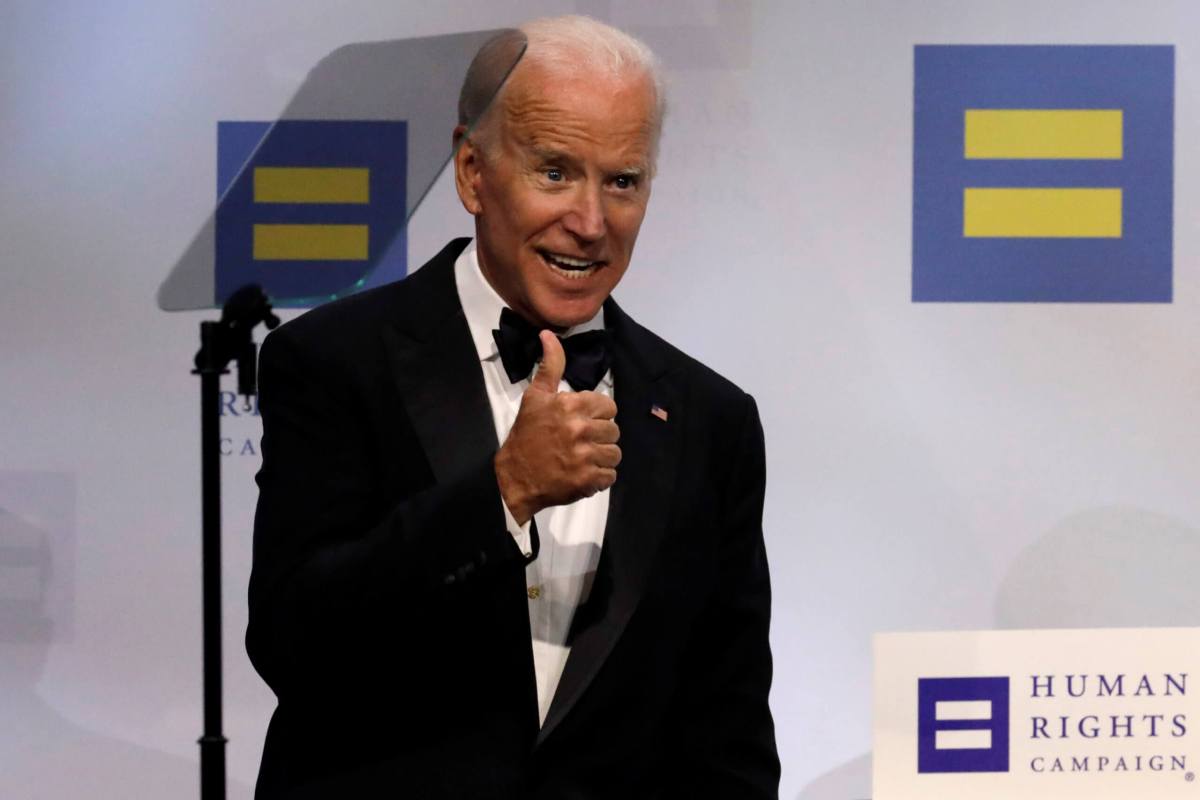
[453,241,611,726]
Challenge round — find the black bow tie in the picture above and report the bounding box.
[492,307,610,392]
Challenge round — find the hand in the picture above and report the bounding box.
[495,331,621,524]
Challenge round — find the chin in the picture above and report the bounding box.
[534,297,606,330]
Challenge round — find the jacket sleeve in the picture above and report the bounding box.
[665,393,780,798]
[245,323,528,696]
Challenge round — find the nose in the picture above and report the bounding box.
[562,183,605,242]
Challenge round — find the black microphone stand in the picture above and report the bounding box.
[192,286,279,800]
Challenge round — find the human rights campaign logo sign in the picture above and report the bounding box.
[913,46,1174,302]
[918,677,1010,773]
[215,120,407,307]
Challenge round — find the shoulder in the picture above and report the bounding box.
[610,302,765,491]
[607,298,756,424]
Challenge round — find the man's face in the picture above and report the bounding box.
[455,62,655,330]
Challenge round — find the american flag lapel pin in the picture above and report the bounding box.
[650,404,668,422]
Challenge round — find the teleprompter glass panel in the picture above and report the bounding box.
[158,29,526,311]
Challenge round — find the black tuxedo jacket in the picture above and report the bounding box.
[247,239,779,798]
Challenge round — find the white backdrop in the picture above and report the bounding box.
[1,1,1197,797]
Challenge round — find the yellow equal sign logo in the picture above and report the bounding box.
[252,166,371,260]
[962,109,1123,239]
[965,110,1122,160]
[964,188,1122,238]
[253,224,369,260]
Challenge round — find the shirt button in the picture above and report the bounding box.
[527,585,541,600]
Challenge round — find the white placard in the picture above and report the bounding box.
[874,628,1200,800]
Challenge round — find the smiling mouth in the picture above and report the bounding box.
[538,249,604,279]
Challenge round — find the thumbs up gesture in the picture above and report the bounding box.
[495,331,621,525]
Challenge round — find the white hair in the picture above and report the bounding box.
[458,15,667,167]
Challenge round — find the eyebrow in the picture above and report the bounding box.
[526,146,647,176]
[527,146,576,165]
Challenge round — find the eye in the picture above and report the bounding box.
[545,168,564,182]
[613,174,638,190]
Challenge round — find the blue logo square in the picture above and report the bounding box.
[215,120,407,307]
[918,676,1010,773]
[913,46,1174,302]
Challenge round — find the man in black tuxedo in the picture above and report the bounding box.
[247,15,779,799]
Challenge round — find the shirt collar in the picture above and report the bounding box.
[453,240,610,384]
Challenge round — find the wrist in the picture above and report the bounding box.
[494,448,535,525]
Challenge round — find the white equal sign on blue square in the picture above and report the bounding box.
[918,676,1010,773]
[934,700,993,749]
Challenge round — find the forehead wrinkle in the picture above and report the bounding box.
[498,68,656,161]
[505,106,654,172]
[504,100,620,147]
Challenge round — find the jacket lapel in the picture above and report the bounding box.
[380,239,499,482]
[381,239,540,732]
[537,299,685,745]
[380,253,686,743]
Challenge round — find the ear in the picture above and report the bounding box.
[452,125,483,216]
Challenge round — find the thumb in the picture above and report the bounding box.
[530,330,565,392]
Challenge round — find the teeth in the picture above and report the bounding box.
[549,253,596,268]
[546,260,598,279]
[541,251,601,279]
